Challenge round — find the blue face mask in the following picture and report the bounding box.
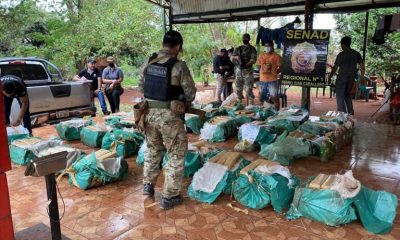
[265,47,271,53]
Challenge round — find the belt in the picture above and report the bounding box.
[147,100,170,109]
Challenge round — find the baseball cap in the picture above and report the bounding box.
[87,58,96,64]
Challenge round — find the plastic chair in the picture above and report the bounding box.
[357,76,373,102]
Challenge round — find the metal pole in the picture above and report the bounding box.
[362,11,369,61]
[45,174,61,240]
[302,0,314,111]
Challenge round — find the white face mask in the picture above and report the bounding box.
[264,47,271,53]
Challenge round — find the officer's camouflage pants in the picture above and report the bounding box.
[143,108,188,198]
[235,68,255,101]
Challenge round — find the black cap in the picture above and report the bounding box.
[87,58,96,64]
[242,33,251,40]
[220,48,227,53]
[163,30,183,48]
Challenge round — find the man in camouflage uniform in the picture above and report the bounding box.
[139,30,196,210]
[231,33,257,105]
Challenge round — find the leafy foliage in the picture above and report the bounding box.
[334,8,400,75]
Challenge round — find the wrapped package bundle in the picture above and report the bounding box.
[298,119,339,136]
[9,137,63,165]
[320,111,348,123]
[200,116,237,142]
[266,106,309,133]
[353,186,398,234]
[254,107,277,121]
[67,149,128,190]
[80,125,107,148]
[238,122,277,147]
[162,142,223,177]
[102,128,144,158]
[7,126,30,143]
[310,136,336,162]
[233,159,299,212]
[119,115,136,128]
[259,131,313,166]
[188,151,249,203]
[287,171,361,226]
[104,112,132,127]
[185,113,203,134]
[38,145,84,170]
[56,118,93,141]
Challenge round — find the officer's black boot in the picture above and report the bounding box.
[143,183,155,196]
[160,195,183,210]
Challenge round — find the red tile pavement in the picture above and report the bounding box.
[7,85,400,240]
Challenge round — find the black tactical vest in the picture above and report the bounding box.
[144,53,184,101]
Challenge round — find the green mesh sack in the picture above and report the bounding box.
[68,153,128,190]
[298,120,338,136]
[232,171,272,210]
[185,114,203,134]
[203,148,224,162]
[56,119,93,141]
[188,163,229,204]
[238,123,277,147]
[7,126,30,144]
[9,143,37,165]
[259,132,313,166]
[80,125,107,148]
[162,151,203,177]
[136,142,147,166]
[310,137,336,162]
[101,128,144,157]
[200,117,237,142]
[267,118,299,134]
[353,186,398,234]
[286,187,357,226]
[254,107,277,121]
[9,137,62,165]
[223,158,251,194]
[233,115,253,126]
[268,174,300,213]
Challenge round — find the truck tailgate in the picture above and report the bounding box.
[27,82,91,114]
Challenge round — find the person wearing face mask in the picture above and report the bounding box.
[214,48,233,102]
[138,30,196,210]
[73,58,110,115]
[256,41,282,110]
[102,56,124,113]
[231,33,257,106]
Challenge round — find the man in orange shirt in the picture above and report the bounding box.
[256,41,282,110]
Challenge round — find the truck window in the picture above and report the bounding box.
[45,63,62,82]
[0,64,49,81]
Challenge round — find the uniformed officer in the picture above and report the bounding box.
[139,30,196,210]
[1,74,32,134]
[231,33,257,105]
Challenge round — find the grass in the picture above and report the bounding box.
[122,77,139,88]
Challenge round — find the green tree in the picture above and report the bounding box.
[334,8,400,75]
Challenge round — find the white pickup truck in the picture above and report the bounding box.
[0,57,96,126]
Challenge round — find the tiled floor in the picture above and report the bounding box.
[6,88,400,239]
[7,121,400,240]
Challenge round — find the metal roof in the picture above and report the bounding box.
[146,0,400,23]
